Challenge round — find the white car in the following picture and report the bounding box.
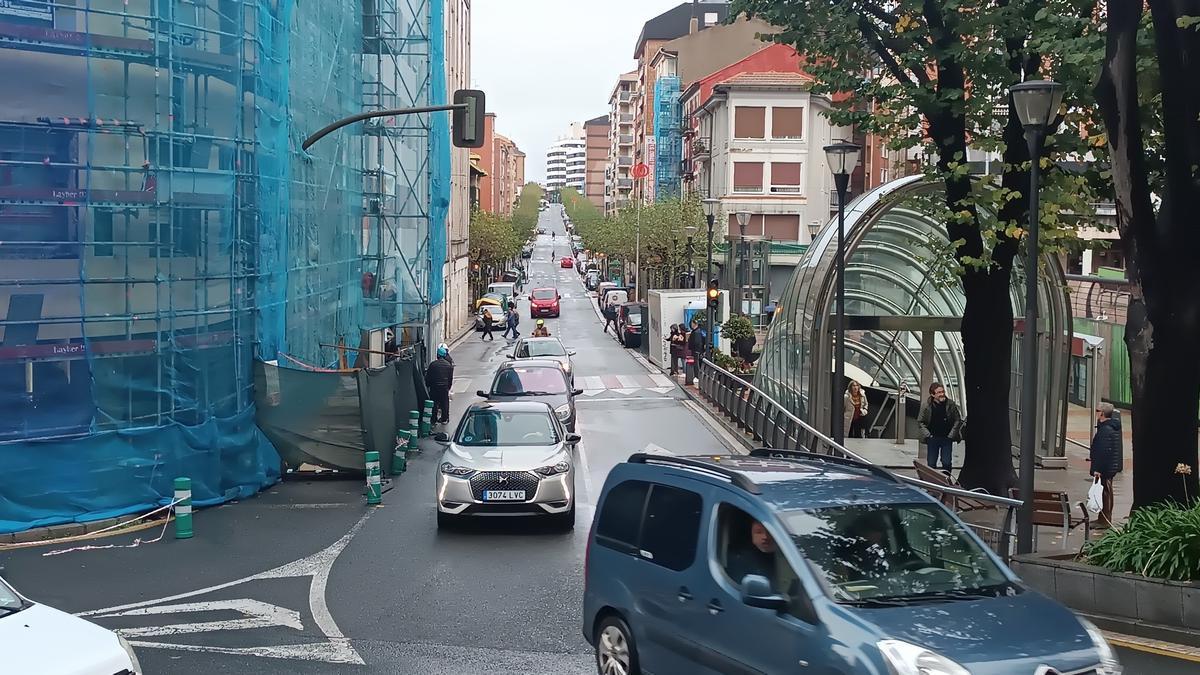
[0,575,141,674]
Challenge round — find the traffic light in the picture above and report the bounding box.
[452,89,485,148]
[706,280,720,310]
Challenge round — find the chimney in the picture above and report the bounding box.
[689,0,699,33]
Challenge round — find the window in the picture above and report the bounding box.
[771,107,805,139]
[640,484,703,571]
[714,504,808,618]
[596,480,650,552]
[733,106,766,139]
[454,410,559,447]
[764,215,801,241]
[517,340,565,358]
[728,213,764,236]
[491,366,568,395]
[93,208,114,257]
[732,162,764,193]
[770,162,802,194]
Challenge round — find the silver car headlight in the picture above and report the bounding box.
[877,639,969,675]
[1081,619,1122,674]
[534,460,571,477]
[439,462,476,478]
[117,634,142,674]
[553,404,570,421]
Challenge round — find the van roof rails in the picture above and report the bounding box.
[628,453,760,494]
[748,448,902,483]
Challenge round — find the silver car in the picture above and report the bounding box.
[508,337,575,384]
[434,401,580,530]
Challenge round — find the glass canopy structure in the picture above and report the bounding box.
[755,176,1072,458]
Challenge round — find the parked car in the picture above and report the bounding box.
[585,270,600,291]
[479,360,583,433]
[0,574,142,673]
[596,282,618,308]
[560,256,574,269]
[601,288,629,314]
[521,245,534,258]
[433,401,579,530]
[529,287,561,318]
[582,449,1122,675]
[474,304,503,331]
[509,336,576,384]
[616,301,644,348]
[487,282,518,305]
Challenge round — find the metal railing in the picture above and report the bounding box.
[698,359,1022,561]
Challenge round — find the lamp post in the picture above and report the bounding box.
[735,211,751,316]
[702,198,720,345]
[684,224,698,288]
[1011,79,1064,555]
[823,140,862,447]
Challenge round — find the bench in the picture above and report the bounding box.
[1007,488,1090,551]
[912,460,997,513]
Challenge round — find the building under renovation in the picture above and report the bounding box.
[0,0,457,532]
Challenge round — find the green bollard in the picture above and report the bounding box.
[391,430,409,475]
[408,409,421,452]
[420,400,434,437]
[173,477,193,539]
[365,451,382,504]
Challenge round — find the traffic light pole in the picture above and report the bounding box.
[705,212,715,357]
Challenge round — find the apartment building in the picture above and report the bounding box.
[583,115,610,208]
[445,0,472,337]
[607,72,638,214]
[546,123,586,192]
[631,1,729,202]
[477,113,525,215]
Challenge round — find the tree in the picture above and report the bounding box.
[1090,3,1200,506]
[511,183,543,238]
[468,209,521,269]
[733,0,1094,495]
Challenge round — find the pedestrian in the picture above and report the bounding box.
[844,380,870,439]
[602,300,617,334]
[505,301,520,340]
[1089,402,1123,528]
[481,307,495,341]
[917,382,963,473]
[667,324,684,375]
[686,319,706,385]
[424,343,454,425]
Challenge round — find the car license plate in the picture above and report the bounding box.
[483,490,525,501]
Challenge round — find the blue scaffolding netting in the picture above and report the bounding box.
[654,75,681,201]
[0,0,442,533]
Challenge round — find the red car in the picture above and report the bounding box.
[560,256,574,268]
[529,287,561,318]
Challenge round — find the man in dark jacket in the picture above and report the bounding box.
[1090,402,1123,527]
[424,344,454,425]
[917,382,963,473]
[686,319,706,385]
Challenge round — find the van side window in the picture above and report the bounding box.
[714,504,807,619]
[640,484,703,571]
[595,480,650,553]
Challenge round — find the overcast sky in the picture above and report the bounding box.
[472,0,688,183]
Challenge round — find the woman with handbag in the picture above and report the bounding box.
[844,381,870,438]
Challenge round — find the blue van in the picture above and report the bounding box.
[582,450,1121,675]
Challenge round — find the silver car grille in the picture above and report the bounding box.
[469,471,540,501]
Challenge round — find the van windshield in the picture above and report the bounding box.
[781,503,1012,604]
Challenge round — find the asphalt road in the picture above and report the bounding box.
[2,206,1195,674]
[0,205,738,675]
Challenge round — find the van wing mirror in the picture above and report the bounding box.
[740,575,788,611]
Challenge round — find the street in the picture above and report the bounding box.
[0,206,739,674]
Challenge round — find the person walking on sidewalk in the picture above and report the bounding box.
[480,307,496,341]
[1089,402,1123,528]
[667,324,684,375]
[424,344,454,425]
[844,380,870,439]
[602,300,617,334]
[686,319,706,386]
[918,382,963,473]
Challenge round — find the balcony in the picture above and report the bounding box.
[618,114,634,125]
[618,179,633,189]
[618,134,634,146]
[691,138,710,157]
[619,92,633,103]
[618,156,633,166]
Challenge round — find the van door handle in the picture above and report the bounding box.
[677,587,693,602]
[706,599,724,615]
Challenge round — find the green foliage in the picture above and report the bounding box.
[573,193,708,277]
[468,209,520,268]
[1083,501,1200,581]
[511,183,543,238]
[721,315,756,343]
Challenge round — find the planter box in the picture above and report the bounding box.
[1011,552,1200,633]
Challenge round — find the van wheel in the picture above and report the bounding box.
[595,615,640,675]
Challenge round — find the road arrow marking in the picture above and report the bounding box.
[101,599,302,638]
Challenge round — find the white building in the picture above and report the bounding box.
[546,123,586,191]
[606,72,637,214]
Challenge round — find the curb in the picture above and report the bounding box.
[674,378,755,454]
[0,512,168,549]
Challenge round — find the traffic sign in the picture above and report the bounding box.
[632,163,650,179]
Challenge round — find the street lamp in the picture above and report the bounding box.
[684,224,698,288]
[735,211,751,316]
[1011,79,1063,555]
[702,198,720,344]
[823,140,861,447]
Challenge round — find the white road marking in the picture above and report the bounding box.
[649,373,676,388]
[106,599,302,637]
[576,396,676,403]
[579,376,604,391]
[611,388,641,396]
[82,511,373,665]
[575,437,595,505]
[616,375,641,389]
[648,386,676,394]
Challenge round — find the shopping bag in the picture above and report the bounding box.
[1086,476,1104,514]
